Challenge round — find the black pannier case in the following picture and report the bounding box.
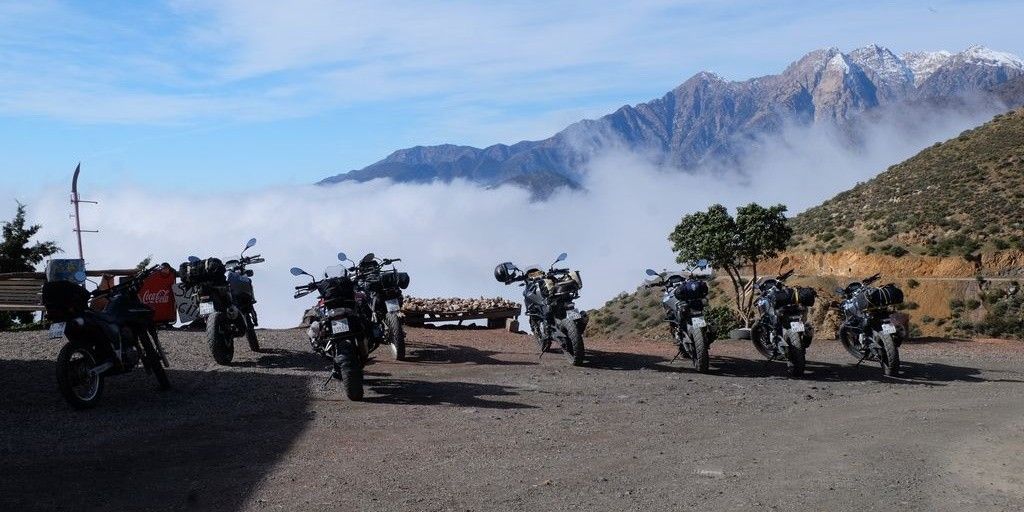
[796,287,817,307]
[42,281,91,321]
[674,280,709,301]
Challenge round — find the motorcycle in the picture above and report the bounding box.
[750,268,816,378]
[645,259,714,372]
[495,252,588,366]
[291,255,375,401]
[42,265,172,409]
[180,238,265,365]
[834,273,905,376]
[346,252,410,360]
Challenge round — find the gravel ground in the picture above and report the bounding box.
[1,327,1022,511]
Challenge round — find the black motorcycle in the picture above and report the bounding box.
[750,269,816,378]
[645,259,714,372]
[180,238,265,365]
[42,266,171,409]
[495,252,588,365]
[291,258,373,401]
[345,252,410,361]
[835,273,904,376]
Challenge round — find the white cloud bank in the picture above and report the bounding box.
[17,102,1005,328]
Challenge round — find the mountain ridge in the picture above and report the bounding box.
[321,45,1024,197]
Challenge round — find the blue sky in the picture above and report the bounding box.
[2,0,1023,197]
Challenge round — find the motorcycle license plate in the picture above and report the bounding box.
[199,302,215,316]
[881,323,897,334]
[48,322,66,339]
[332,319,350,333]
[385,299,401,313]
[691,317,707,328]
[790,322,805,333]
[565,310,581,321]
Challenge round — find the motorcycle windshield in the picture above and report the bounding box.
[324,265,346,278]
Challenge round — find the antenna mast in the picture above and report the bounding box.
[70,163,98,260]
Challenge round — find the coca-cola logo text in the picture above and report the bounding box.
[141,289,172,304]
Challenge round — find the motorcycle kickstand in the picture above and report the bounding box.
[670,349,682,364]
[853,354,868,367]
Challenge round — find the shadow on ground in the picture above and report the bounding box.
[403,341,537,366]
[365,376,537,409]
[709,355,1022,385]
[0,359,312,512]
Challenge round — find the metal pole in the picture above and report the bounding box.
[71,163,83,260]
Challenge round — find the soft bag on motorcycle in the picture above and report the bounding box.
[317,276,357,308]
[769,287,816,307]
[855,284,904,309]
[380,271,410,290]
[673,280,709,301]
[179,258,227,286]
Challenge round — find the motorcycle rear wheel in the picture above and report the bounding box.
[878,332,900,377]
[385,312,406,361]
[206,312,234,365]
[56,341,105,409]
[336,342,364,401]
[690,327,709,373]
[785,331,806,378]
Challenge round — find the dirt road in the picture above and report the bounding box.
[1,327,1022,511]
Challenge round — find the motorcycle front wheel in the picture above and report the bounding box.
[750,323,774,360]
[837,327,866,360]
[206,312,234,365]
[139,331,170,390]
[56,341,105,409]
[561,319,585,366]
[385,312,406,361]
[245,313,261,353]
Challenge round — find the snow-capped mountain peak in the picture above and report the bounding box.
[850,44,913,87]
[958,45,1024,69]
[901,50,953,86]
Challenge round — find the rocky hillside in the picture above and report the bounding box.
[790,107,1024,257]
[322,45,1024,197]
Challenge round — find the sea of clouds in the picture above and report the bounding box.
[9,101,1007,328]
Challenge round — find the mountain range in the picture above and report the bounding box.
[320,45,1024,197]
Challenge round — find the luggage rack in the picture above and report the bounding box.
[402,306,522,330]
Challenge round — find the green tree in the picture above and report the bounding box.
[669,203,792,326]
[0,202,60,329]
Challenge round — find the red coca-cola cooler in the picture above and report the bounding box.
[138,266,178,324]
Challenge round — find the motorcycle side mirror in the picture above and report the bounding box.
[556,252,567,262]
[778,256,791,273]
[290,267,308,277]
[73,271,87,283]
[696,259,709,269]
[241,238,257,256]
[338,252,347,262]
[188,256,200,263]
[645,269,659,276]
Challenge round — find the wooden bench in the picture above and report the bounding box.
[0,269,136,314]
[403,306,522,330]
[0,278,45,312]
